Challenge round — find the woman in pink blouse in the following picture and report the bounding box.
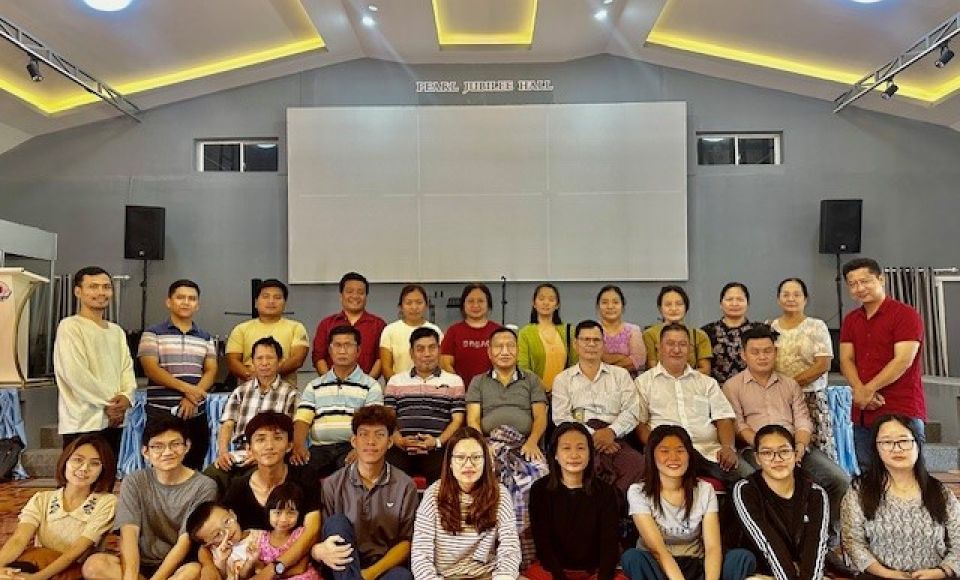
[596,285,646,377]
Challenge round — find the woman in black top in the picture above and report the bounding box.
[702,282,754,385]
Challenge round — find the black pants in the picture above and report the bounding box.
[309,442,352,479]
[385,446,444,483]
[62,427,122,461]
[145,405,211,470]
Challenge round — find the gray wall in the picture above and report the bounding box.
[1,55,959,362]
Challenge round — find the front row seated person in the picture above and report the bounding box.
[312,405,418,580]
[384,327,465,483]
[0,435,117,580]
[293,325,383,479]
[83,416,217,580]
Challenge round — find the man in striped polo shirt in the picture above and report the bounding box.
[383,326,465,483]
[292,325,383,478]
[138,279,218,469]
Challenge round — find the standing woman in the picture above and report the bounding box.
[596,285,646,378]
[528,422,624,580]
[380,284,443,380]
[642,286,712,375]
[841,414,960,579]
[702,283,754,385]
[0,435,117,580]
[410,427,521,580]
[440,283,501,384]
[621,425,755,580]
[518,283,577,392]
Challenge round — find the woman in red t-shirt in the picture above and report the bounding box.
[440,283,502,385]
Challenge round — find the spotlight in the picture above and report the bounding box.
[880,79,898,100]
[361,14,375,27]
[26,58,42,82]
[594,8,608,20]
[935,45,954,68]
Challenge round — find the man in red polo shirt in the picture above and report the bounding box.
[312,272,386,379]
[839,257,924,470]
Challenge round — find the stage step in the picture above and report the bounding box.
[924,444,959,472]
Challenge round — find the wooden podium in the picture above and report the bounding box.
[0,267,50,385]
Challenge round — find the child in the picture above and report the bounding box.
[186,502,259,580]
[257,484,320,580]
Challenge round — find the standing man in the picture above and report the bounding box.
[225,279,309,385]
[839,257,925,469]
[54,266,135,457]
[138,279,218,469]
[313,272,386,379]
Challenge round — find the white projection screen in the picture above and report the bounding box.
[287,102,687,283]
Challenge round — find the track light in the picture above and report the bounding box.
[880,79,898,100]
[26,57,42,82]
[935,45,955,68]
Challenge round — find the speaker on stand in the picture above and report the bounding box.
[819,199,862,371]
[124,205,166,333]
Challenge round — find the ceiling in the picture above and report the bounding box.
[0,0,958,146]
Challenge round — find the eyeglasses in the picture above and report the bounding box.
[147,441,186,454]
[757,448,795,462]
[846,277,879,290]
[877,438,915,452]
[67,457,103,469]
[207,515,237,548]
[577,337,603,345]
[451,454,485,466]
[330,342,358,351]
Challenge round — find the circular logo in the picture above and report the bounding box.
[0,281,11,302]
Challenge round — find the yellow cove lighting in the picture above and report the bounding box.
[432,0,538,46]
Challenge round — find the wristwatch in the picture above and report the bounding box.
[435,438,442,449]
[274,561,286,576]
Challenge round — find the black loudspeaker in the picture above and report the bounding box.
[819,199,862,254]
[124,205,165,260]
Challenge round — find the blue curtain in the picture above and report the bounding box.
[827,385,859,477]
[0,388,29,479]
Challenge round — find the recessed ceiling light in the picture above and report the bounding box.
[594,8,608,20]
[83,0,134,11]
[368,4,378,11]
[361,14,376,27]
[603,0,614,4]
[849,0,883,4]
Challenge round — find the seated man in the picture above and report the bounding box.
[293,325,382,478]
[83,416,217,580]
[722,324,850,550]
[552,319,643,494]
[384,327,465,483]
[312,405,417,580]
[636,322,753,485]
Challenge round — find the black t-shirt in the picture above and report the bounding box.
[222,465,321,529]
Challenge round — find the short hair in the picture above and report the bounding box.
[56,434,116,493]
[777,277,808,298]
[142,415,190,448]
[251,336,283,359]
[244,411,294,442]
[529,283,562,325]
[574,319,604,338]
[351,405,397,435]
[595,285,625,306]
[410,326,440,346]
[328,324,362,347]
[265,483,306,526]
[459,283,493,316]
[741,324,779,349]
[339,272,369,294]
[659,322,690,343]
[657,285,689,310]
[489,327,518,343]
[843,257,882,279]
[398,284,428,306]
[720,282,750,303]
[74,266,111,287]
[186,501,222,543]
[167,279,200,297]
[257,278,289,300]
[754,424,795,449]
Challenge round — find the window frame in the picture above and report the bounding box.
[696,132,782,166]
[196,139,279,173]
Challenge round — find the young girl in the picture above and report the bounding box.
[257,484,320,580]
[380,284,444,379]
[621,425,755,580]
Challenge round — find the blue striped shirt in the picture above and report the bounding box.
[295,365,383,445]
[137,319,215,412]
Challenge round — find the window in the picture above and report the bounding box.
[696,133,781,165]
[197,139,279,172]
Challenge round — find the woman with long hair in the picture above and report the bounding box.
[518,283,577,392]
[841,414,960,579]
[380,284,443,379]
[440,283,501,383]
[527,422,624,580]
[596,285,646,378]
[0,435,117,580]
[410,427,521,580]
[702,282,754,385]
[621,425,754,580]
[643,286,712,375]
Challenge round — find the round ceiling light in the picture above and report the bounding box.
[849,0,883,3]
[83,0,134,12]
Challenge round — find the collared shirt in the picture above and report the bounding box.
[322,463,418,567]
[840,296,925,425]
[312,310,387,374]
[384,367,466,438]
[551,362,639,438]
[466,368,547,436]
[225,317,310,385]
[138,318,216,411]
[721,369,813,437]
[295,365,383,446]
[19,489,117,552]
[636,363,735,460]
[221,375,299,446]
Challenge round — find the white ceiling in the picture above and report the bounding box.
[0,0,957,143]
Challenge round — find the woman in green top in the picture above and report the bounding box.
[643,286,712,375]
[517,283,577,392]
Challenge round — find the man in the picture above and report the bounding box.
[722,324,850,550]
[312,405,417,580]
[552,319,643,493]
[82,416,217,580]
[313,272,386,378]
[840,257,925,470]
[293,325,383,478]
[54,266,135,457]
[138,279,218,469]
[636,322,752,484]
[225,279,309,385]
[384,327,465,482]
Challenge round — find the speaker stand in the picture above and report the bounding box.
[139,259,149,332]
[500,276,508,326]
[834,253,844,329]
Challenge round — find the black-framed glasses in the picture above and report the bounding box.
[757,448,795,462]
[877,438,915,452]
[451,454,485,466]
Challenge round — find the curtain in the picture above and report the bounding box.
[883,267,947,376]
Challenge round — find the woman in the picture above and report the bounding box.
[380,284,443,379]
[410,427,521,580]
[841,414,960,580]
[621,425,754,580]
[528,422,624,580]
[0,435,117,580]
[642,286,712,374]
[518,283,577,392]
[731,425,829,580]
[702,283,754,385]
[596,285,646,378]
[440,283,501,383]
